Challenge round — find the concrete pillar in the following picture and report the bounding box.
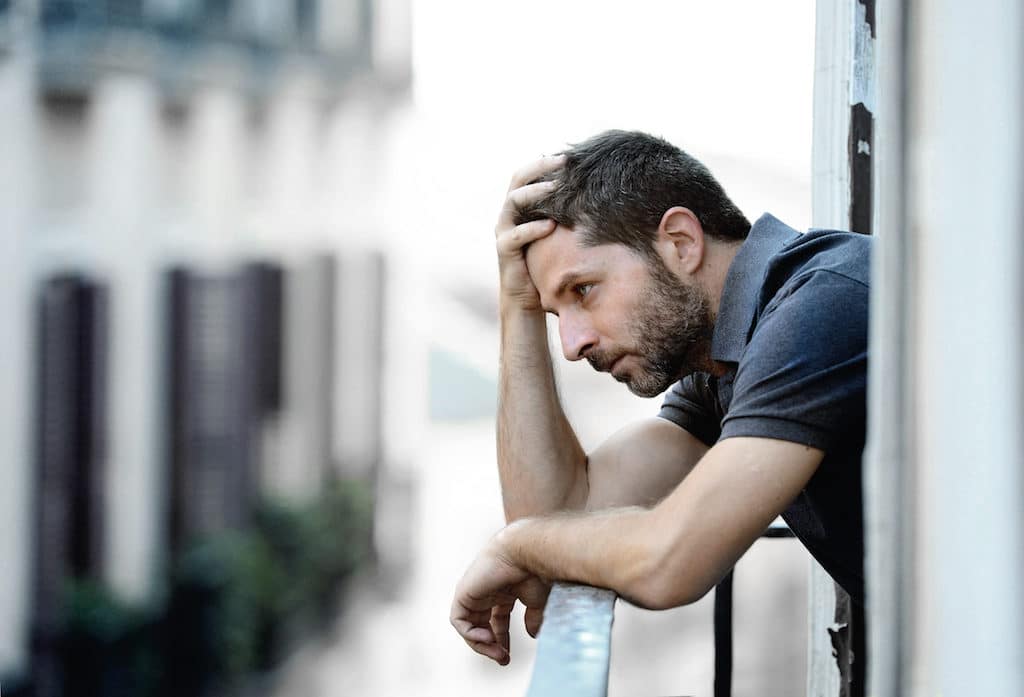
[907,0,1024,692]
[184,84,247,260]
[869,1,1024,694]
[84,73,164,602]
[0,47,38,677]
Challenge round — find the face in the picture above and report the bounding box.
[526,225,713,397]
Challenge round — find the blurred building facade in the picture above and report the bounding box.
[0,0,411,689]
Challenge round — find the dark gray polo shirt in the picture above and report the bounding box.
[658,213,870,605]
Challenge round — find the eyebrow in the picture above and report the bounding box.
[560,270,587,296]
[542,271,586,314]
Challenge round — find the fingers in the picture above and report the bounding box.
[450,592,495,636]
[524,606,545,638]
[508,154,566,191]
[496,180,558,230]
[493,158,563,311]
[452,614,509,665]
[452,610,508,664]
[516,577,550,639]
[490,602,514,656]
[450,542,535,666]
[467,639,509,665]
[451,591,514,666]
[516,576,552,608]
[505,180,557,211]
[451,615,495,644]
[496,218,556,257]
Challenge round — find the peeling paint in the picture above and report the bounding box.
[858,139,871,155]
[851,0,876,114]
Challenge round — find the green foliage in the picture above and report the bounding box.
[56,479,374,697]
[172,529,282,678]
[256,478,374,620]
[61,581,161,697]
[64,580,138,642]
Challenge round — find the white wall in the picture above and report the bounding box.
[908,0,1024,692]
[870,1,1024,694]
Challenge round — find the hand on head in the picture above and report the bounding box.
[495,155,565,312]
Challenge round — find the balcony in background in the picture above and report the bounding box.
[35,0,381,100]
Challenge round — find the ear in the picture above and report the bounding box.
[656,207,706,275]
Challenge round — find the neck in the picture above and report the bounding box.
[691,239,743,378]
[700,239,743,320]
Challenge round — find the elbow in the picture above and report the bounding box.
[625,568,712,612]
[556,455,590,512]
[619,534,718,611]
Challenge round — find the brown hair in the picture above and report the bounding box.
[515,130,750,259]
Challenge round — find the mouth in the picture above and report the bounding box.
[609,355,627,378]
[586,351,627,378]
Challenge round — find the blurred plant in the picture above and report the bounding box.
[166,478,373,691]
[47,478,374,697]
[257,478,374,624]
[167,529,282,687]
[61,580,160,697]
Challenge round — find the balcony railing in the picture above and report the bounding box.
[525,583,616,697]
[525,520,795,697]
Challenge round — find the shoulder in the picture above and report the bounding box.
[726,267,869,450]
[755,230,871,331]
[750,267,869,362]
[771,229,872,288]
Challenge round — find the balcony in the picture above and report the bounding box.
[35,0,376,99]
[526,521,796,697]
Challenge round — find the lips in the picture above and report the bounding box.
[586,350,626,376]
[609,355,626,376]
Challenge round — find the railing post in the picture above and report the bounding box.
[713,571,734,697]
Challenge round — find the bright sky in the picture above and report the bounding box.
[404,1,816,286]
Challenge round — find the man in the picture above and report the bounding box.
[449,130,869,667]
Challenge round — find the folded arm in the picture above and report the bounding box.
[451,436,823,663]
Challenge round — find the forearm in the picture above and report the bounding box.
[496,508,676,609]
[494,437,825,610]
[497,307,588,521]
[451,438,826,665]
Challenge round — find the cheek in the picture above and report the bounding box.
[595,296,639,339]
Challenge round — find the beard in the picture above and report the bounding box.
[586,257,713,398]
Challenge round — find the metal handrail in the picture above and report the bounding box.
[525,583,617,697]
[525,519,796,697]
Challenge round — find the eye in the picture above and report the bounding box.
[574,283,594,298]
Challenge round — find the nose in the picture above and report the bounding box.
[558,312,598,361]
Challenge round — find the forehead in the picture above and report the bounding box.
[524,225,644,300]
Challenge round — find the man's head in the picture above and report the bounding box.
[514,130,750,260]
[518,130,748,397]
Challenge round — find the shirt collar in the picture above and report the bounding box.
[710,213,801,363]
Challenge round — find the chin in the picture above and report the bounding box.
[624,377,668,399]
[628,385,663,399]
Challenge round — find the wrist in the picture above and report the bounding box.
[499,305,549,348]
[499,299,546,322]
[492,518,533,567]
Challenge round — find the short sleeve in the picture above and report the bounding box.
[657,372,723,447]
[719,270,868,451]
